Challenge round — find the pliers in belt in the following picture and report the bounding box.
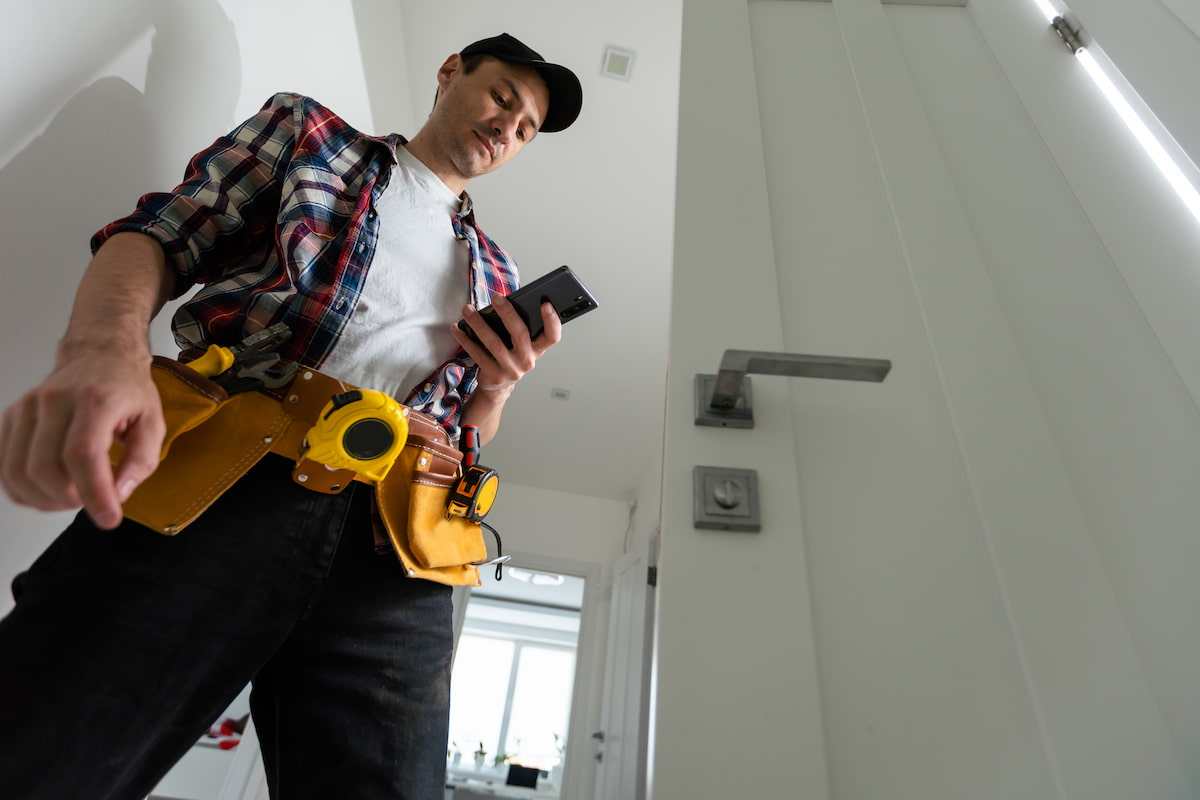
[188,323,299,395]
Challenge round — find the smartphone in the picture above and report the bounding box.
[458,265,598,350]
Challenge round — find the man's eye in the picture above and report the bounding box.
[493,91,507,108]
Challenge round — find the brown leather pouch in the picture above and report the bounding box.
[375,414,488,586]
[114,357,291,534]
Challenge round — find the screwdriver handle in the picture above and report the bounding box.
[461,425,480,468]
[189,344,235,378]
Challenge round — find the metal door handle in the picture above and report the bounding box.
[696,349,891,428]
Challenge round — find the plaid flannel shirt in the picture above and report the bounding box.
[91,93,520,437]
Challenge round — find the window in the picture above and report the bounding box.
[447,569,584,773]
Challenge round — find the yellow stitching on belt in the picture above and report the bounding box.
[150,361,226,403]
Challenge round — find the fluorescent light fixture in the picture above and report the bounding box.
[508,567,566,587]
[1038,4,1200,226]
[1075,49,1200,223]
[1032,0,1059,23]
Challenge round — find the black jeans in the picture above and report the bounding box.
[0,454,453,800]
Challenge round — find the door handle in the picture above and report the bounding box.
[696,349,891,428]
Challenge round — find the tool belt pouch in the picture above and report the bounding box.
[113,358,487,587]
[375,423,489,584]
[112,356,292,535]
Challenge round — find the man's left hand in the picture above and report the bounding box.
[452,294,562,392]
[450,295,562,442]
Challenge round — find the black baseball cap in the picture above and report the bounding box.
[460,33,583,133]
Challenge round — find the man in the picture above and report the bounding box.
[0,33,582,800]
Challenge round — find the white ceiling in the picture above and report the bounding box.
[360,2,684,503]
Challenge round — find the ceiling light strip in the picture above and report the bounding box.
[1032,1,1200,226]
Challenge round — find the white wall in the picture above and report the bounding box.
[0,0,377,615]
[655,1,1200,799]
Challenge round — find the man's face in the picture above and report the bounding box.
[430,55,551,183]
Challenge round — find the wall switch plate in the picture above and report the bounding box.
[693,466,761,532]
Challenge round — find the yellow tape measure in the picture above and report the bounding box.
[303,389,409,483]
[447,465,500,523]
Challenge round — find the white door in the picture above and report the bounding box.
[593,538,655,800]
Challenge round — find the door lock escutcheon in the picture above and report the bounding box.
[694,466,761,532]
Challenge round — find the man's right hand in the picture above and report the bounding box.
[0,348,166,530]
[0,232,175,530]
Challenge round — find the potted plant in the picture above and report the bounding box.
[473,742,487,769]
[552,733,566,785]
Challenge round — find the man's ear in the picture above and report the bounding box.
[436,53,463,94]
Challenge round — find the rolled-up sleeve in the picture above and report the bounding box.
[90,93,302,298]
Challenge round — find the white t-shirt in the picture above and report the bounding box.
[320,145,470,399]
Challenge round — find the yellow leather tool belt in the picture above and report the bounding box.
[112,356,487,587]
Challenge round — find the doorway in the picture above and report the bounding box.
[447,555,600,798]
